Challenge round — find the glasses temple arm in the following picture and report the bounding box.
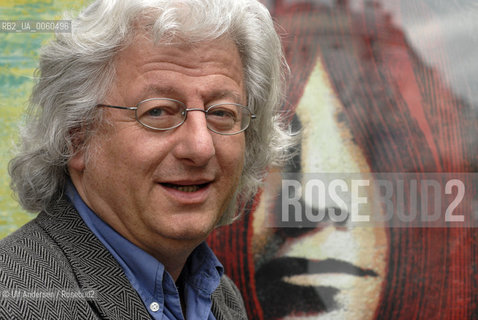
[97,104,137,110]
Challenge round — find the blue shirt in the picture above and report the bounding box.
[66,182,222,320]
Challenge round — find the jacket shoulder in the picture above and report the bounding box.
[0,214,97,319]
[211,274,248,320]
[0,214,74,277]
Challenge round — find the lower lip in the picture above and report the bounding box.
[159,183,211,205]
[283,273,368,288]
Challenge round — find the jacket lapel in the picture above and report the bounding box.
[36,199,151,319]
[211,276,248,320]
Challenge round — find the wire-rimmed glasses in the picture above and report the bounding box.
[97,97,255,135]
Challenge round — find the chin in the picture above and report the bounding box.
[160,219,217,242]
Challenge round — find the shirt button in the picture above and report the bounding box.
[150,302,160,312]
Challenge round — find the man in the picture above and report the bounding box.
[1,0,292,319]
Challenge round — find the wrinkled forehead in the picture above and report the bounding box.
[104,33,246,110]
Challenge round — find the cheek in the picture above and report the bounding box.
[217,135,245,173]
[82,133,144,185]
[350,228,387,270]
[94,128,165,168]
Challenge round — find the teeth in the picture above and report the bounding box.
[168,184,200,192]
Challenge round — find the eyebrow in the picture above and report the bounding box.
[208,91,244,104]
[140,85,245,105]
[141,85,175,99]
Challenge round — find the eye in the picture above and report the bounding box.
[147,107,164,117]
[136,98,185,130]
[138,99,183,119]
[208,107,237,120]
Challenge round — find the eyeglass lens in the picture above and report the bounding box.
[136,98,251,134]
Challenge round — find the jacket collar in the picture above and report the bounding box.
[36,198,152,319]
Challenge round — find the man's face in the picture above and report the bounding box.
[69,36,246,255]
[252,62,388,319]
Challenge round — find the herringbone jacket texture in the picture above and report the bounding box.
[0,199,247,320]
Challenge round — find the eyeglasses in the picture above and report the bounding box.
[97,98,256,135]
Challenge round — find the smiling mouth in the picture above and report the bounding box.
[161,182,210,192]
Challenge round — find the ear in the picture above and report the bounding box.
[68,127,86,173]
[69,148,86,173]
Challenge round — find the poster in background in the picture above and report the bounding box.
[1,1,477,319]
[208,1,478,319]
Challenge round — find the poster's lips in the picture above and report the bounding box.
[256,257,378,280]
[255,257,378,318]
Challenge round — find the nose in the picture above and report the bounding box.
[172,108,215,166]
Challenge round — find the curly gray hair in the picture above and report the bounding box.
[9,0,292,225]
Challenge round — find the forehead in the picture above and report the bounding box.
[110,34,245,103]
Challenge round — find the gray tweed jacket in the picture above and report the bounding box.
[0,199,247,320]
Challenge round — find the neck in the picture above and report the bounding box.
[150,245,194,281]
